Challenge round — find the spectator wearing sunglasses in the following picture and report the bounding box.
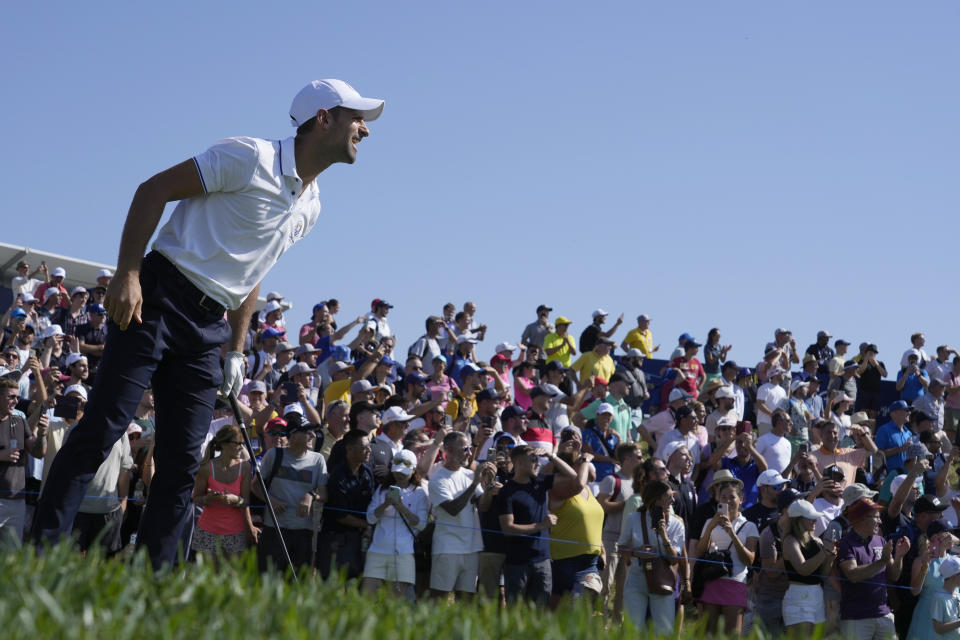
[191,424,255,558]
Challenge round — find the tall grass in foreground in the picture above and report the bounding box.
[0,545,822,640]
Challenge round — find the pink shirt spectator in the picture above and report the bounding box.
[299,322,320,347]
[514,374,534,410]
[426,375,459,411]
[946,370,960,410]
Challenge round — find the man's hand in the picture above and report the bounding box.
[35,413,49,437]
[880,539,893,564]
[104,271,143,331]
[297,493,313,518]
[221,351,245,397]
[538,513,558,531]
[894,536,911,560]
[0,448,21,464]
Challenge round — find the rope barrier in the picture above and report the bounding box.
[13,490,929,591]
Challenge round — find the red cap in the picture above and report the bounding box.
[846,498,883,523]
[594,376,608,386]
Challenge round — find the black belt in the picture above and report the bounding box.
[143,251,227,317]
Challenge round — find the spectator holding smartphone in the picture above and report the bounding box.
[695,481,759,636]
[0,377,46,548]
[191,424,255,558]
[618,479,685,636]
[362,449,429,599]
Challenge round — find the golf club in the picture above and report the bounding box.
[227,391,298,581]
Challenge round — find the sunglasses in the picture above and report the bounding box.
[392,457,413,467]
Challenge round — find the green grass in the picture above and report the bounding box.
[0,545,821,639]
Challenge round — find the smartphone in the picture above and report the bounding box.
[54,395,81,420]
[650,505,664,527]
[736,421,751,435]
[280,381,298,403]
[442,415,453,429]
[718,503,729,517]
[388,485,401,502]
[798,442,809,455]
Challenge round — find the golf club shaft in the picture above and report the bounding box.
[227,392,298,581]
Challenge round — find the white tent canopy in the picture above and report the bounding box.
[0,241,267,308]
[0,241,115,293]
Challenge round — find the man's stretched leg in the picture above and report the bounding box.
[32,299,162,547]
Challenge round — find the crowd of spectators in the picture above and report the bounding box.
[4,259,960,638]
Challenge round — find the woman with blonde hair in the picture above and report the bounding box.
[781,499,836,632]
[191,424,255,557]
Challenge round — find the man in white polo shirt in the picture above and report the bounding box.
[34,79,384,568]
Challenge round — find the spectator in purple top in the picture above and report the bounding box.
[836,498,910,639]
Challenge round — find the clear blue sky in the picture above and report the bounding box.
[4,2,958,372]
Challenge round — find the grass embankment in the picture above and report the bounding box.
[0,545,820,639]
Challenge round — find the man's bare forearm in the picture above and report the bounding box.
[227,283,260,353]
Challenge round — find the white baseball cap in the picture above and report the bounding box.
[495,342,518,354]
[787,500,823,520]
[65,353,87,367]
[757,469,789,487]
[264,300,283,313]
[52,267,66,278]
[381,406,415,425]
[97,268,113,279]
[42,324,64,339]
[390,449,418,476]
[596,402,615,416]
[941,555,960,579]
[289,79,384,127]
[64,384,88,401]
[714,385,735,400]
[282,403,304,416]
[661,441,687,463]
[592,309,608,319]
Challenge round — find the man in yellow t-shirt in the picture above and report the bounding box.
[620,314,659,358]
[544,316,577,367]
[571,340,616,388]
[324,360,354,406]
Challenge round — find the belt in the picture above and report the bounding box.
[144,251,227,317]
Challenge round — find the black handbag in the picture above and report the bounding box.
[692,521,745,598]
[398,509,433,574]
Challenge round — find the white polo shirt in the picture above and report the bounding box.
[152,136,322,310]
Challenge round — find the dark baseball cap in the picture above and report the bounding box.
[915,495,948,514]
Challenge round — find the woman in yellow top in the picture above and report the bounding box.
[548,438,605,607]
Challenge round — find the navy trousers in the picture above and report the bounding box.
[32,252,231,567]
